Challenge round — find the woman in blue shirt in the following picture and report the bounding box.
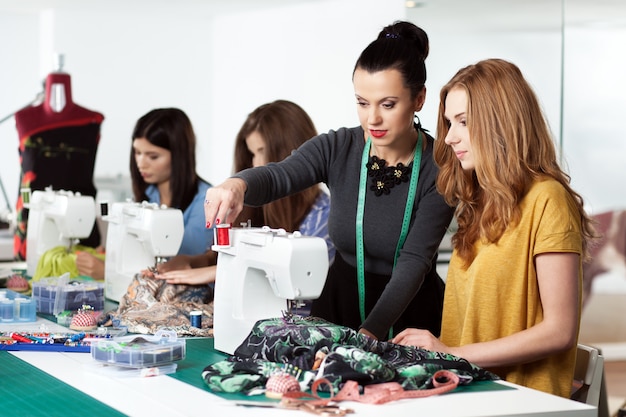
[132,108,212,256]
[75,108,213,278]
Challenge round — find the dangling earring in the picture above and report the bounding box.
[414,113,422,130]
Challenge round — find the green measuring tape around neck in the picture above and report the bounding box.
[355,130,423,337]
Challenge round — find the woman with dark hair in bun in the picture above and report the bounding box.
[204,21,455,341]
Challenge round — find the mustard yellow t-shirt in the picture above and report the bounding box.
[441,179,583,398]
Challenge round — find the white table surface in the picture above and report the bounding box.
[1,259,597,417]
[7,347,597,417]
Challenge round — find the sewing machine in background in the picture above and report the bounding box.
[212,225,329,355]
[102,201,183,302]
[24,187,97,277]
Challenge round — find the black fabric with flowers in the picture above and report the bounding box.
[366,155,412,196]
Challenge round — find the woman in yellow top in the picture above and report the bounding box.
[392,58,597,398]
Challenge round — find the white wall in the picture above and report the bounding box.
[3,1,621,215]
[1,0,625,234]
[206,1,395,183]
[419,31,562,147]
[0,0,405,212]
[0,10,41,215]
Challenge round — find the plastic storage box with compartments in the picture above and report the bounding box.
[90,330,186,367]
[31,274,104,315]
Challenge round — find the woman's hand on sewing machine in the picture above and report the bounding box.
[151,266,216,285]
[76,252,105,280]
[391,328,449,353]
[204,178,247,228]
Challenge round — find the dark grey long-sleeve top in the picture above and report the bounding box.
[235,126,455,337]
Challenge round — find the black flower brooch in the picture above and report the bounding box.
[366,155,412,196]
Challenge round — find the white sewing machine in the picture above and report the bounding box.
[24,187,97,277]
[103,201,184,302]
[212,226,329,355]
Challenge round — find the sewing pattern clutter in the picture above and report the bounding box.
[110,273,213,337]
[202,316,498,395]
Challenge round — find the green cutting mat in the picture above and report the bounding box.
[168,337,278,402]
[0,337,513,415]
[168,337,225,390]
[0,352,126,416]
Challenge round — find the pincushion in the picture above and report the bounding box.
[265,372,301,399]
[6,275,29,293]
[69,308,98,331]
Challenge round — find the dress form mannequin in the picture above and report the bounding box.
[13,72,105,261]
[15,72,104,137]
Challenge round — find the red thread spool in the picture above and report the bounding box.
[215,224,231,246]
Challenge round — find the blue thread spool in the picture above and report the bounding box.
[17,298,35,321]
[190,310,202,328]
[0,299,14,322]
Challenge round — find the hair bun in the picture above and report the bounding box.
[379,21,429,59]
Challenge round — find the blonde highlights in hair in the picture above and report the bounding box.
[434,59,596,265]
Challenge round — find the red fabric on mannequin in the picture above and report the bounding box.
[13,72,105,261]
[15,73,104,138]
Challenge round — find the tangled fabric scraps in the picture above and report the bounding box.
[202,316,499,395]
[110,273,214,337]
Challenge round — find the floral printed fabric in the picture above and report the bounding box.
[202,315,498,394]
